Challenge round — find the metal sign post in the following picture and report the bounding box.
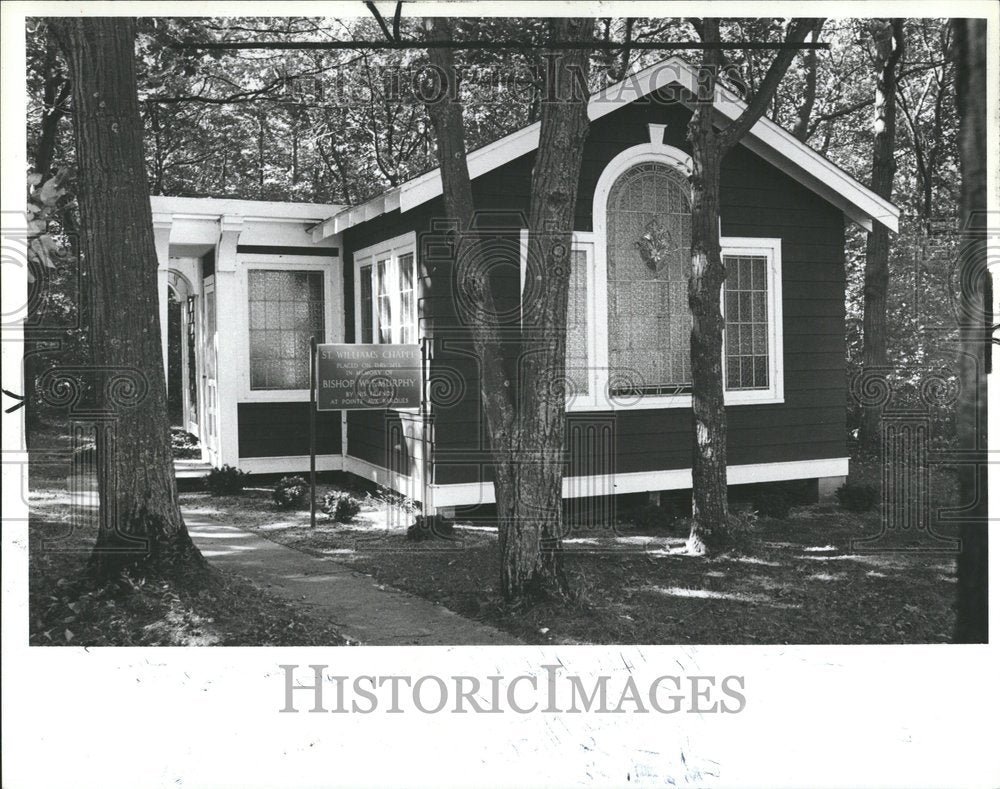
[421,337,429,521]
[309,335,317,529]
[310,342,423,526]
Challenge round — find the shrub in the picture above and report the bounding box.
[322,491,361,523]
[835,481,879,513]
[619,500,678,531]
[170,427,201,460]
[203,465,247,496]
[273,475,310,510]
[406,515,455,542]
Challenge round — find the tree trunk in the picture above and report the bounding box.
[51,17,205,579]
[257,106,266,194]
[513,17,593,594]
[858,19,904,454]
[35,27,70,178]
[791,23,823,142]
[423,17,592,599]
[685,18,818,554]
[422,17,519,594]
[951,18,988,644]
[685,25,729,554]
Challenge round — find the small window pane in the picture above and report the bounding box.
[398,253,415,343]
[398,253,414,290]
[723,255,769,391]
[359,264,373,343]
[376,258,393,344]
[248,269,324,390]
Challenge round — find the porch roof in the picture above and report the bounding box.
[150,195,346,257]
[311,56,899,240]
[150,195,345,222]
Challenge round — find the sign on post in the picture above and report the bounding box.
[316,343,422,411]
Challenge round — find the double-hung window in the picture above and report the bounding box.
[354,233,418,345]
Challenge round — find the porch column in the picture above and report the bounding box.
[214,215,244,468]
[152,213,173,376]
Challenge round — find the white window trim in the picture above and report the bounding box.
[238,254,343,402]
[592,141,695,410]
[516,139,785,411]
[352,231,418,345]
[720,236,784,405]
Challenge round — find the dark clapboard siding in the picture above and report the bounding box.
[238,402,342,458]
[342,88,848,487]
[346,409,414,476]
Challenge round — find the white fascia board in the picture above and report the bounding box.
[150,195,344,222]
[312,55,898,238]
[399,121,543,213]
[700,85,899,233]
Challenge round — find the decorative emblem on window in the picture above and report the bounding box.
[635,218,673,272]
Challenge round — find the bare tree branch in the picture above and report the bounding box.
[718,18,824,151]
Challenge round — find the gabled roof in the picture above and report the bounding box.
[312,56,898,241]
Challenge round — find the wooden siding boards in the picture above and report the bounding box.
[346,409,414,475]
[237,402,342,458]
[342,91,847,488]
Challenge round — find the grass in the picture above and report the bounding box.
[183,483,961,645]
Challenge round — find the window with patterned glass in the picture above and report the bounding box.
[566,248,589,396]
[723,255,769,390]
[519,233,591,398]
[248,270,325,390]
[606,161,692,395]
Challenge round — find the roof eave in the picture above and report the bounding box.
[313,55,899,239]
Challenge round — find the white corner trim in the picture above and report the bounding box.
[428,457,850,508]
[312,56,898,240]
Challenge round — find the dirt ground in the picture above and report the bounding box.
[176,483,960,645]
[28,488,351,646]
[25,419,960,646]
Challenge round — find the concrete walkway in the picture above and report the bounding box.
[183,508,521,646]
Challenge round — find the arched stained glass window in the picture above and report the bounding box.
[606,161,692,394]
